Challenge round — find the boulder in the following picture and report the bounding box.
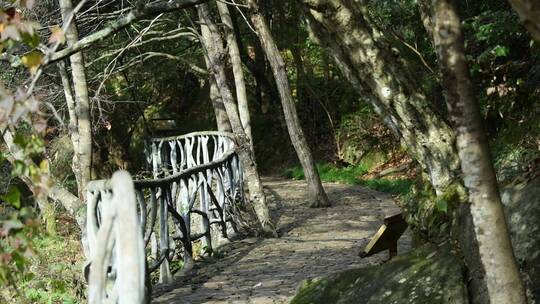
[501,170,540,303]
[290,244,467,304]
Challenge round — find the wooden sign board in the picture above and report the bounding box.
[360,213,408,259]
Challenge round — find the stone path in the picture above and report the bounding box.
[153,177,411,303]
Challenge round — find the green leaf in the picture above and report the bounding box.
[1,186,21,209]
[11,159,27,176]
[11,251,27,271]
[13,132,28,149]
[435,199,448,213]
[20,32,40,48]
[492,45,509,57]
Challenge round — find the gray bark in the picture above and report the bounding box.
[246,0,330,208]
[217,1,253,143]
[59,0,92,200]
[432,1,527,303]
[508,0,540,43]
[198,3,277,236]
[301,0,461,196]
[209,76,233,132]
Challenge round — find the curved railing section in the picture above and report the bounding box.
[145,131,236,177]
[85,131,245,302]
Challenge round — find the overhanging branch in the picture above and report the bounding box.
[49,0,209,63]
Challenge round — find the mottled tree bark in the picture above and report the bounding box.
[246,0,330,208]
[198,3,277,236]
[208,73,233,132]
[508,0,540,43]
[417,0,435,43]
[432,1,527,303]
[217,2,253,144]
[59,0,92,200]
[301,0,461,196]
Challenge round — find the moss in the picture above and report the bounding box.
[291,244,467,304]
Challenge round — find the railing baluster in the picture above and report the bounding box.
[158,185,172,283]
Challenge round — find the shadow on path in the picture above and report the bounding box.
[152,178,411,304]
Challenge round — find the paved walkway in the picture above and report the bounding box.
[153,178,411,303]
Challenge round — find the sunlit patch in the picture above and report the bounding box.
[381,87,392,98]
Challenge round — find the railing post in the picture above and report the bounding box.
[86,171,145,304]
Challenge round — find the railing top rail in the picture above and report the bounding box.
[134,150,237,188]
[149,131,236,143]
[88,151,237,190]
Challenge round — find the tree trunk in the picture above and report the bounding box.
[209,75,233,132]
[417,0,435,43]
[432,1,527,303]
[301,0,461,196]
[217,1,253,144]
[508,0,540,43]
[59,0,92,200]
[246,0,330,208]
[198,3,277,236]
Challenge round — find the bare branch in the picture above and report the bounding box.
[48,0,209,63]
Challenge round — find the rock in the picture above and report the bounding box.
[290,244,467,304]
[501,171,540,303]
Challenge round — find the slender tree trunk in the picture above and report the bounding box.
[217,1,253,143]
[209,75,233,132]
[301,0,461,196]
[246,0,330,208]
[59,0,92,200]
[432,1,527,303]
[198,3,277,236]
[508,0,540,43]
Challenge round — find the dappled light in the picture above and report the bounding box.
[1,0,539,303]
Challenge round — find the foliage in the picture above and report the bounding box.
[0,184,39,291]
[282,162,412,196]
[400,181,467,242]
[283,163,369,184]
[0,225,85,303]
[0,130,50,291]
[1,1,61,296]
[357,179,413,196]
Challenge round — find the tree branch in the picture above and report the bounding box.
[49,0,209,63]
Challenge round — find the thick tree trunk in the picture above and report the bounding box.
[302,0,461,196]
[432,1,527,303]
[217,2,253,143]
[198,3,276,236]
[246,0,330,208]
[508,0,540,43]
[59,0,92,200]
